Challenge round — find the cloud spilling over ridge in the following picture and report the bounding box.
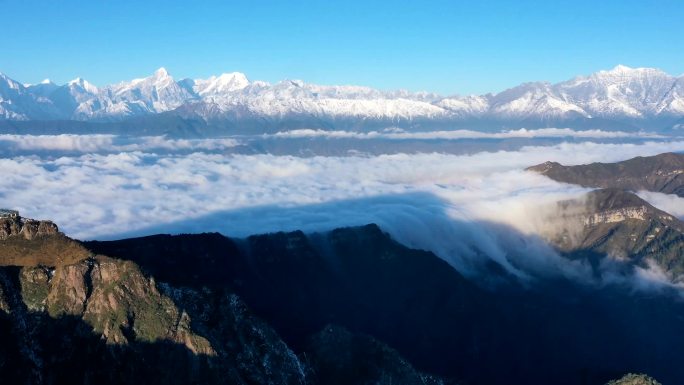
[635,191,684,219]
[269,128,667,140]
[1,138,683,285]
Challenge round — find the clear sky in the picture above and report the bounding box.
[1,0,682,95]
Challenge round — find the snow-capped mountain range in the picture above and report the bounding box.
[1,65,683,130]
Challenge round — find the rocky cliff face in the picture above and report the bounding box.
[545,189,684,278]
[0,255,308,384]
[527,152,684,197]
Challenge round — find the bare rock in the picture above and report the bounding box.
[606,373,662,385]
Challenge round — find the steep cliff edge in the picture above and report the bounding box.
[544,189,684,279]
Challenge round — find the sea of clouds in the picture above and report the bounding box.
[1,133,683,287]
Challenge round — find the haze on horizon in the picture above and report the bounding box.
[1,0,683,95]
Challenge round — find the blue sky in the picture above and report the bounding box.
[1,0,682,95]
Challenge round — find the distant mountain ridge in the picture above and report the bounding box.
[1,65,684,132]
[528,152,684,197]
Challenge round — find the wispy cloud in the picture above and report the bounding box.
[269,128,667,140]
[0,134,240,153]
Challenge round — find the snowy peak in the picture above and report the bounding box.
[602,64,668,77]
[610,64,634,72]
[153,67,170,78]
[603,64,641,75]
[124,67,175,89]
[555,64,678,117]
[488,82,589,119]
[105,68,195,114]
[193,72,250,95]
[0,73,25,93]
[437,95,489,116]
[592,65,672,86]
[68,77,99,94]
[0,73,61,120]
[26,80,59,98]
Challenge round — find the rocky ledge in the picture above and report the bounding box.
[606,373,662,385]
[0,211,59,241]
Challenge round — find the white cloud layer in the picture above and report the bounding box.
[1,136,683,286]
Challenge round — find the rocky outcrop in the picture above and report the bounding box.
[606,373,662,385]
[527,152,684,197]
[0,214,59,241]
[546,189,684,278]
[8,257,214,352]
[0,215,89,267]
[584,206,650,225]
[160,285,307,384]
[0,255,309,384]
[573,188,678,227]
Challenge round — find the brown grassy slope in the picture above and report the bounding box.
[0,234,90,267]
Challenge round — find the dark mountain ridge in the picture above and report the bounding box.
[86,221,684,385]
[528,152,684,197]
[2,204,681,384]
